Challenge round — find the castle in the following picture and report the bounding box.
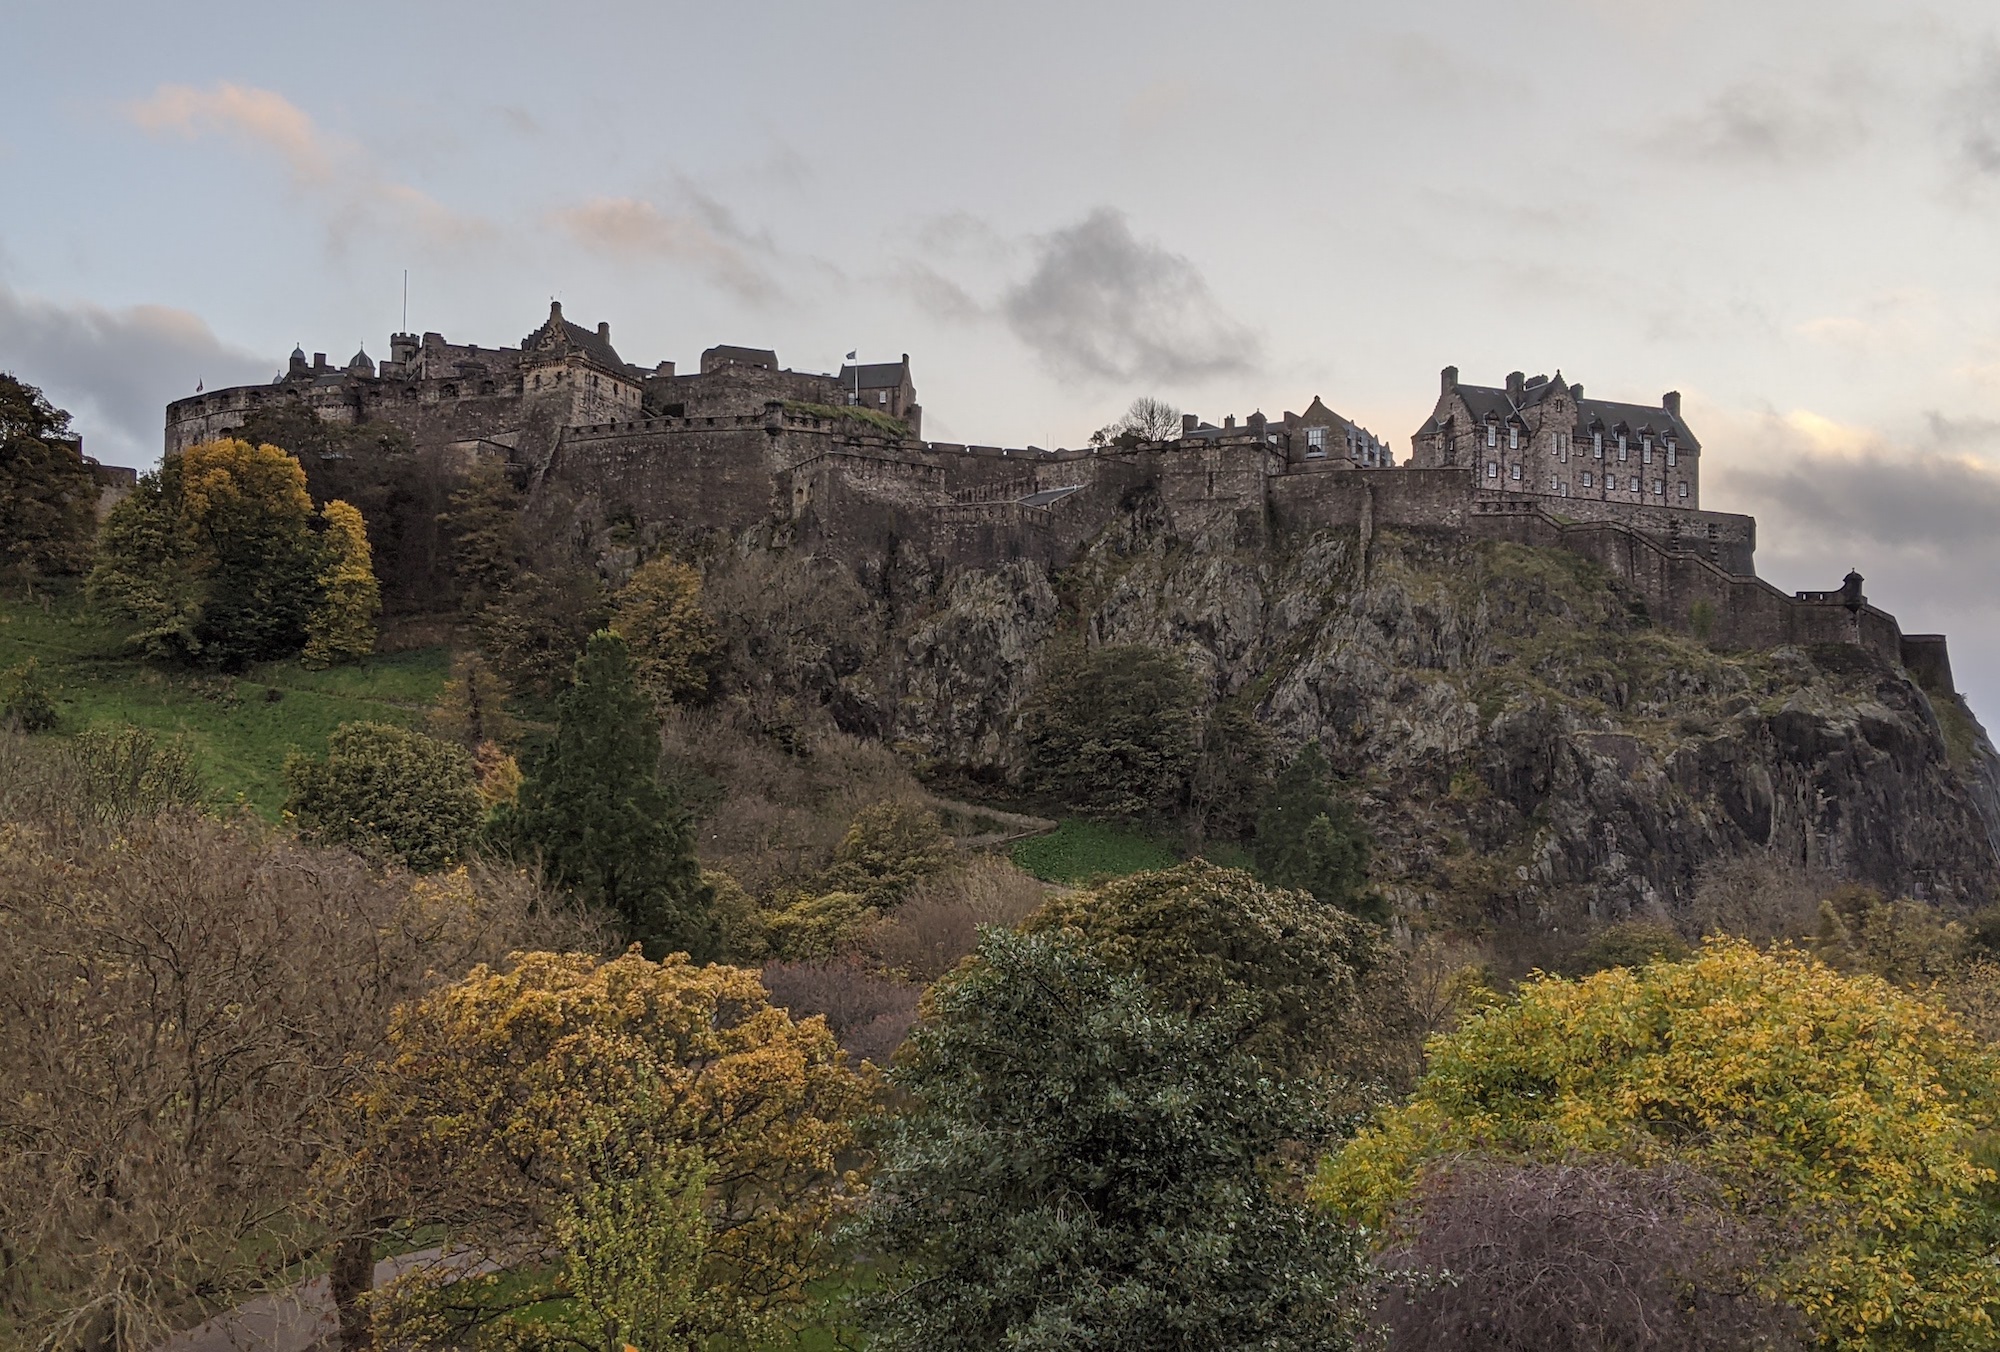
[162,303,1959,696]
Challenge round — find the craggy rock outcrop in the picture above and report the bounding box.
[861,518,2000,928]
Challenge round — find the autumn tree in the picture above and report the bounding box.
[87,438,328,667]
[473,568,612,703]
[1319,940,2000,1351]
[0,738,594,1352]
[351,948,872,1352]
[494,631,714,956]
[1253,744,1376,918]
[853,926,1370,1351]
[303,499,381,667]
[1018,644,1200,819]
[439,460,525,614]
[284,721,485,871]
[610,555,720,708]
[819,799,956,905]
[0,373,99,577]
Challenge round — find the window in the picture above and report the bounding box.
[1629,475,1641,492]
[1643,437,1653,464]
[1509,425,1520,450]
[1486,461,1499,479]
[1559,481,1570,497]
[1678,481,1690,499]
[1593,430,1604,457]
[1486,422,1497,447]
[1306,427,1327,458]
[1510,463,1522,481]
[1666,441,1677,466]
[1582,470,1594,487]
[1617,434,1628,461]
[1652,479,1664,495]
[878,391,888,405]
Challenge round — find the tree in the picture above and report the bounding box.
[87,438,327,668]
[819,799,956,905]
[0,373,98,577]
[1253,744,1376,918]
[1023,861,1393,1075]
[495,631,715,956]
[0,757,592,1352]
[1318,940,2000,1351]
[1018,644,1199,819]
[284,722,485,870]
[473,568,612,703]
[1088,395,1183,447]
[439,460,524,614]
[302,499,381,667]
[852,927,1370,1351]
[1,658,59,732]
[1372,1157,1801,1352]
[353,949,872,1352]
[611,555,720,708]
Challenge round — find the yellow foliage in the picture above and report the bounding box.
[1318,939,2000,1350]
[469,740,521,807]
[303,499,380,667]
[176,437,313,539]
[360,948,873,1347]
[610,556,718,708]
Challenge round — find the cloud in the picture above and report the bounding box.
[0,285,271,469]
[1651,77,1868,165]
[1000,209,1259,385]
[551,193,778,303]
[125,82,483,248]
[1949,45,2000,175]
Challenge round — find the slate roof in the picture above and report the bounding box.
[1448,377,1699,450]
[523,304,627,373]
[705,345,778,369]
[839,360,907,390]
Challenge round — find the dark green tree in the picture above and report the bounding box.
[440,462,527,615]
[473,569,612,704]
[284,722,485,871]
[1253,745,1377,918]
[495,631,714,956]
[0,373,99,577]
[1018,644,1200,819]
[852,926,1369,1351]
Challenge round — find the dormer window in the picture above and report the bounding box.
[1486,421,1497,447]
[1617,433,1628,461]
[1508,425,1520,450]
[1592,430,1603,457]
[1666,439,1677,467]
[1642,435,1653,464]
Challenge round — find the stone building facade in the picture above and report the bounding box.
[159,306,1955,695]
[1408,366,1700,509]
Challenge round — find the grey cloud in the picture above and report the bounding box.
[0,285,271,468]
[1653,79,1868,165]
[1951,47,2000,174]
[1000,209,1259,385]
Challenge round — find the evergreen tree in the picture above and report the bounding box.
[1253,745,1378,919]
[284,722,484,871]
[854,927,1369,1351]
[303,500,381,667]
[496,631,714,956]
[0,374,98,577]
[1018,644,1200,819]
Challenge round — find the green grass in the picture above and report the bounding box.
[0,585,451,817]
[1011,818,1180,884]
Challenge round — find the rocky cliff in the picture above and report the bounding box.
[845,507,2000,934]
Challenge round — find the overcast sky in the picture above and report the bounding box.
[6,0,2000,720]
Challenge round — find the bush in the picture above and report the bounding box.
[820,799,955,904]
[1252,744,1376,917]
[1017,644,1199,819]
[1,657,58,732]
[761,889,875,961]
[284,721,484,870]
[863,855,1049,983]
[760,955,921,1064]
[69,724,204,818]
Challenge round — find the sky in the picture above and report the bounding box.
[5,0,2000,720]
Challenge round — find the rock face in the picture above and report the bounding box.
[746,512,2000,928]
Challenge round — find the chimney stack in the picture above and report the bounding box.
[1663,390,1682,418]
[1441,365,1459,395]
[1182,413,1199,434]
[1506,371,1525,399]
[1224,414,1236,430]
[598,321,611,342]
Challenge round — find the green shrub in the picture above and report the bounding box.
[1,658,58,732]
[284,721,484,870]
[1252,745,1377,918]
[69,724,204,818]
[1018,644,1199,819]
[820,800,955,904]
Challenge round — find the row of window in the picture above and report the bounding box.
[1477,425,1678,466]
[1487,461,1691,499]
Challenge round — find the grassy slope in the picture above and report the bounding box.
[1012,818,1182,883]
[0,586,450,817]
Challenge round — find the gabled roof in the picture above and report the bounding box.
[839,360,907,390]
[1576,396,1699,449]
[522,302,627,374]
[1445,374,1699,450]
[703,345,778,370]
